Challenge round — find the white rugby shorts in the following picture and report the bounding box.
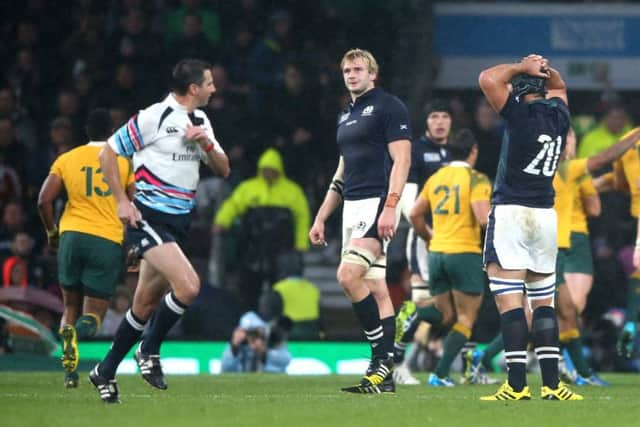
[483,204,557,274]
[342,197,388,252]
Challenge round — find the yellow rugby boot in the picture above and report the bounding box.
[480,380,531,401]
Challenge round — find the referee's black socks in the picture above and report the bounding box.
[99,309,147,379]
[141,291,187,355]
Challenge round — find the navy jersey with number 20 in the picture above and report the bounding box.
[492,93,570,208]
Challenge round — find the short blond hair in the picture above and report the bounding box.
[340,48,379,74]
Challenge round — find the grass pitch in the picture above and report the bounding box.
[1,372,639,427]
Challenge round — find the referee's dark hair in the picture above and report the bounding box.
[171,58,212,95]
[448,129,477,161]
[86,108,113,141]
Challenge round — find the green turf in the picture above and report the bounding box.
[1,373,639,427]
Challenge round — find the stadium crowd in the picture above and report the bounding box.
[0,0,639,374]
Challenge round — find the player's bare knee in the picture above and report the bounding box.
[132,302,155,321]
[175,273,200,304]
[456,313,475,331]
[337,265,362,292]
[440,310,455,327]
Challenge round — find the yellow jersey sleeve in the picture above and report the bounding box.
[554,159,588,249]
[49,154,66,178]
[619,141,640,217]
[123,158,135,188]
[567,158,589,184]
[570,177,597,234]
[469,171,492,203]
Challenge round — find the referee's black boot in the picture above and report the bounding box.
[89,365,121,404]
[135,345,168,390]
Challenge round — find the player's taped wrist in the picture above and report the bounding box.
[46,227,58,238]
[635,239,640,249]
[385,192,400,208]
[329,179,343,198]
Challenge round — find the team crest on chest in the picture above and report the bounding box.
[361,105,374,116]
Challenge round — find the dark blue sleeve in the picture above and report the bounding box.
[499,93,525,124]
[407,139,421,183]
[382,96,412,143]
[551,97,571,124]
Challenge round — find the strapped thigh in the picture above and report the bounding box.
[364,255,386,279]
[342,245,376,269]
[525,274,556,303]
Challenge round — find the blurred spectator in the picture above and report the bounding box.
[105,0,162,35]
[220,310,291,373]
[448,96,472,129]
[167,12,217,65]
[219,22,255,96]
[0,157,22,209]
[272,251,321,340]
[36,117,76,177]
[61,14,108,82]
[220,0,266,36]
[0,86,38,153]
[71,70,99,118]
[204,64,252,183]
[52,89,83,140]
[0,201,27,259]
[578,102,632,159]
[0,118,29,188]
[6,48,43,116]
[268,63,316,184]
[166,0,221,46]
[109,105,130,128]
[213,148,310,250]
[2,232,34,287]
[471,97,504,181]
[213,148,310,310]
[107,8,162,73]
[96,63,147,113]
[21,0,65,50]
[247,9,292,112]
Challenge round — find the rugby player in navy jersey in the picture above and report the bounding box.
[479,54,582,400]
[309,49,411,393]
[393,100,452,385]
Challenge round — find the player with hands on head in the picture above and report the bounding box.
[478,54,582,401]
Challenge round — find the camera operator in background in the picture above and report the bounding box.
[221,305,292,373]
